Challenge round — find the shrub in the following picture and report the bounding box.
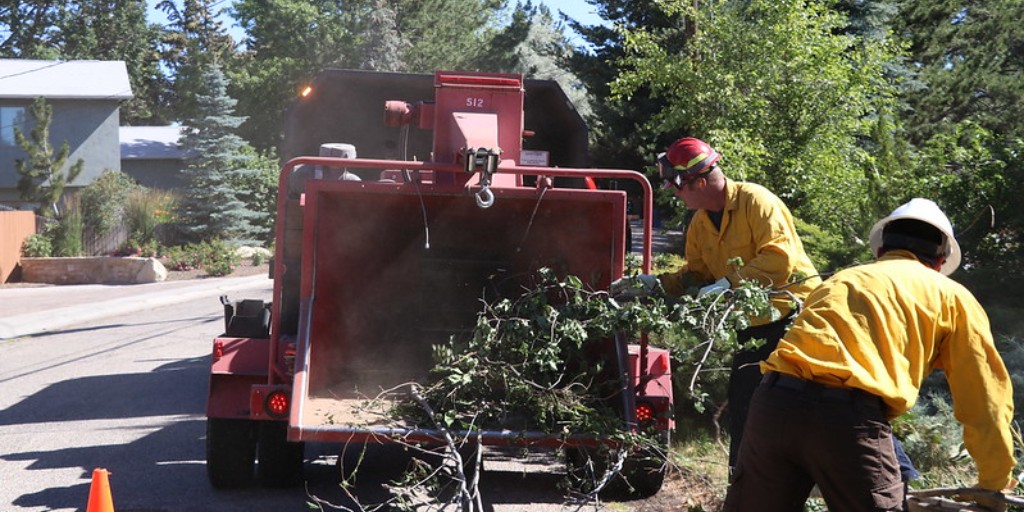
[80,170,139,237]
[21,234,52,257]
[161,240,239,276]
[202,239,240,276]
[112,239,160,258]
[125,189,176,248]
[163,245,204,271]
[51,204,84,257]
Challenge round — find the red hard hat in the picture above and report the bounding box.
[658,138,721,185]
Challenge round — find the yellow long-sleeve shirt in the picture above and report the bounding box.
[763,250,1015,490]
[658,179,820,323]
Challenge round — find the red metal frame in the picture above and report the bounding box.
[207,70,667,458]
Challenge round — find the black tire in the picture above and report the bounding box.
[565,431,669,500]
[256,421,305,487]
[425,444,482,504]
[618,429,670,498]
[617,450,667,498]
[206,418,256,489]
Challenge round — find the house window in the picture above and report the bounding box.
[1,106,27,147]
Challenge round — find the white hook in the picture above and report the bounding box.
[475,187,494,208]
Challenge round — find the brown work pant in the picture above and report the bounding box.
[722,373,904,512]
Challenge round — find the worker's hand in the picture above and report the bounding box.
[697,277,731,298]
[610,274,660,298]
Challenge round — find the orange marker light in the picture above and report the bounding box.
[300,85,313,98]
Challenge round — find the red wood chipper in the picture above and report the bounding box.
[204,69,674,497]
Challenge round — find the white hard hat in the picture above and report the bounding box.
[868,198,961,275]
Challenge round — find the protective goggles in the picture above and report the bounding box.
[658,152,709,190]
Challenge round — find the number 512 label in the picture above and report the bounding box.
[466,97,485,108]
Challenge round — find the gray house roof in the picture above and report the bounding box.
[120,126,191,160]
[0,59,133,100]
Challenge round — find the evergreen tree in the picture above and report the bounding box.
[564,0,686,174]
[894,1,1024,142]
[485,2,590,116]
[58,0,170,124]
[229,0,508,153]
[229,0,370,152]
[0,1,64,58]
[14,97,84,218]
[175,65,265,244]
[390,0,504,72]
[362,0,404,72]
[159,0,238,123]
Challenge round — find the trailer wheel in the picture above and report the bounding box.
[256,421,305,487]
[206,418,256,488]
[425,444,482,504]
[565,431,669,499]
[617,448,667,497]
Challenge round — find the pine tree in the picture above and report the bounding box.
[175,65,265,245]
[362,0,404,71]
[158,0,237,124]
[486,2,590,117]
[14,97,84,218]
[0,1,64,58]
[564,0,687,172]
[58,0,169,124]
[894,1,1024,142]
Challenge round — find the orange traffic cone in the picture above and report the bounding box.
[86,468,115,512]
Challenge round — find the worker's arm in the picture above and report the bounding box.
[731,194,805,290]
[939,293,1016,491]
[658,213,714,296]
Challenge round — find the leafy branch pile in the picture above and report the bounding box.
[398,267,781,439]
[330,268,784,510]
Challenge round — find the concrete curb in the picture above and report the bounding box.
[0,275,269,340]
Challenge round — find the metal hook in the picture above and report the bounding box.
[475,187,494,208]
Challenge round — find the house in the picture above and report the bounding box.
[120,125,191,190]
[0,59,133,207]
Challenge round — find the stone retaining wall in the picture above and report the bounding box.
[20,257,168,285]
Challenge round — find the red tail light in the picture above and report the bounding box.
[212,341,224,360]
[636,402,655,423]
[265,390,290,419]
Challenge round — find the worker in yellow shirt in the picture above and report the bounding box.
[611,137,821,471]
[723,198,1016,512]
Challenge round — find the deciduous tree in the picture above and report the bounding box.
[614,0,901,239]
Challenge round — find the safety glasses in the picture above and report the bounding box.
[657,152,707,190]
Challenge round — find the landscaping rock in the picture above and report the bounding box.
[20,257,169,285]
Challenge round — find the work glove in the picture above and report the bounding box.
[697,277,731,298]
[610,274,660,298]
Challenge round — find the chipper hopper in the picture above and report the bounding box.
[205,69,673,496]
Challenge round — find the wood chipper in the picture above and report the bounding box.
[204,69,673,496]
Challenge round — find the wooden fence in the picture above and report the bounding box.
[0,210,36,283]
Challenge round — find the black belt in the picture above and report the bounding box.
[761,371,886,411]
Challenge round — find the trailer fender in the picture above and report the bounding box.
[207,337,270,419]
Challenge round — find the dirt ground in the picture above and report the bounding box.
[634,468,723,511]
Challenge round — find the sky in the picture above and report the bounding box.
[539,0,605,28]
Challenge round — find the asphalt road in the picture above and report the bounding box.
[0,278,624,512]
